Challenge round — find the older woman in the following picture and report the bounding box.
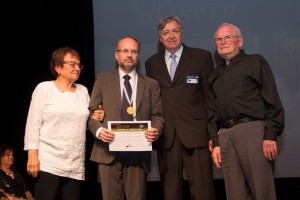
[0,145,34,200]
[24,47,103,200]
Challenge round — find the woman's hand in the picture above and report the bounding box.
[27,150,39,178]
[91,105,105,122]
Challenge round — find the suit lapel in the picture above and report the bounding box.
[112,70,122,114]
[173,45,192,83]
[156,53,173,82]
[156,46,193,84]
[135,74,145,117]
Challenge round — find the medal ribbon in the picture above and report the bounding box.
[123,74,136,109]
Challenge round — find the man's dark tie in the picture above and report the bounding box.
[121,75,133,121]
[170,53,177,81]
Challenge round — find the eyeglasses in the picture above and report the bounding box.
[214,35,239,44]
[63,61,84,70]
[116,49,138,55]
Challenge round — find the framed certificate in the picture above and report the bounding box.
[108,121,152,151]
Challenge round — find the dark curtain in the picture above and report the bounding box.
[3,0,100,199]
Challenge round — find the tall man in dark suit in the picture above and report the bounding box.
[145,16,215,200]
[88,36,164,200]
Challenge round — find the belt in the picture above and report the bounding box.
[220,117,257,129]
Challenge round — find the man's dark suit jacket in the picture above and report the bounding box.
[88,69,164,172]
[145,44,214,149]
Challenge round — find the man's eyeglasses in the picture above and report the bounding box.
[214,35,239,44]
[63,61,84,70]
[116,49,138,55]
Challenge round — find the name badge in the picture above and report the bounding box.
[186,76,199,84]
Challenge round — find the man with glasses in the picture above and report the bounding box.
[209,23,284,200]
[88,36,164,200]
[145,16,215,200]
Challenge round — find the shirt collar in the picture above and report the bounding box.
[119,68,137,81]
[219,49,246,67]
[164,45,183,60]
[230,49,246,64]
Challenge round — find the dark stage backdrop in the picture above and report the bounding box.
[3,0,100,198]
[92,0,300,179]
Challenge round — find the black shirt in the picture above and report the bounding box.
[0,169,28,198]
[208,50,285,146]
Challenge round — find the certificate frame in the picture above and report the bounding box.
[108,120,152,151]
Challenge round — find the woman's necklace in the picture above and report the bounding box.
[5,170,13,178]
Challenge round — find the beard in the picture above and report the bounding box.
[119,62,137,73]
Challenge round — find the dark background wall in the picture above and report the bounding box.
[3,0,100,198]
[3,0,299,199]
[92,0,300,180]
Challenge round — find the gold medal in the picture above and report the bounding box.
[127,106,135,115]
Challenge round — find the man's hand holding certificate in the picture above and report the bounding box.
[108,121,153,151]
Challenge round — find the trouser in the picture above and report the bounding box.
[35,171,81,200]
[98,152,147,200]
[219,121,276,200]
[158,134,215,200]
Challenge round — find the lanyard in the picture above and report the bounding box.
[122,75,137,107]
